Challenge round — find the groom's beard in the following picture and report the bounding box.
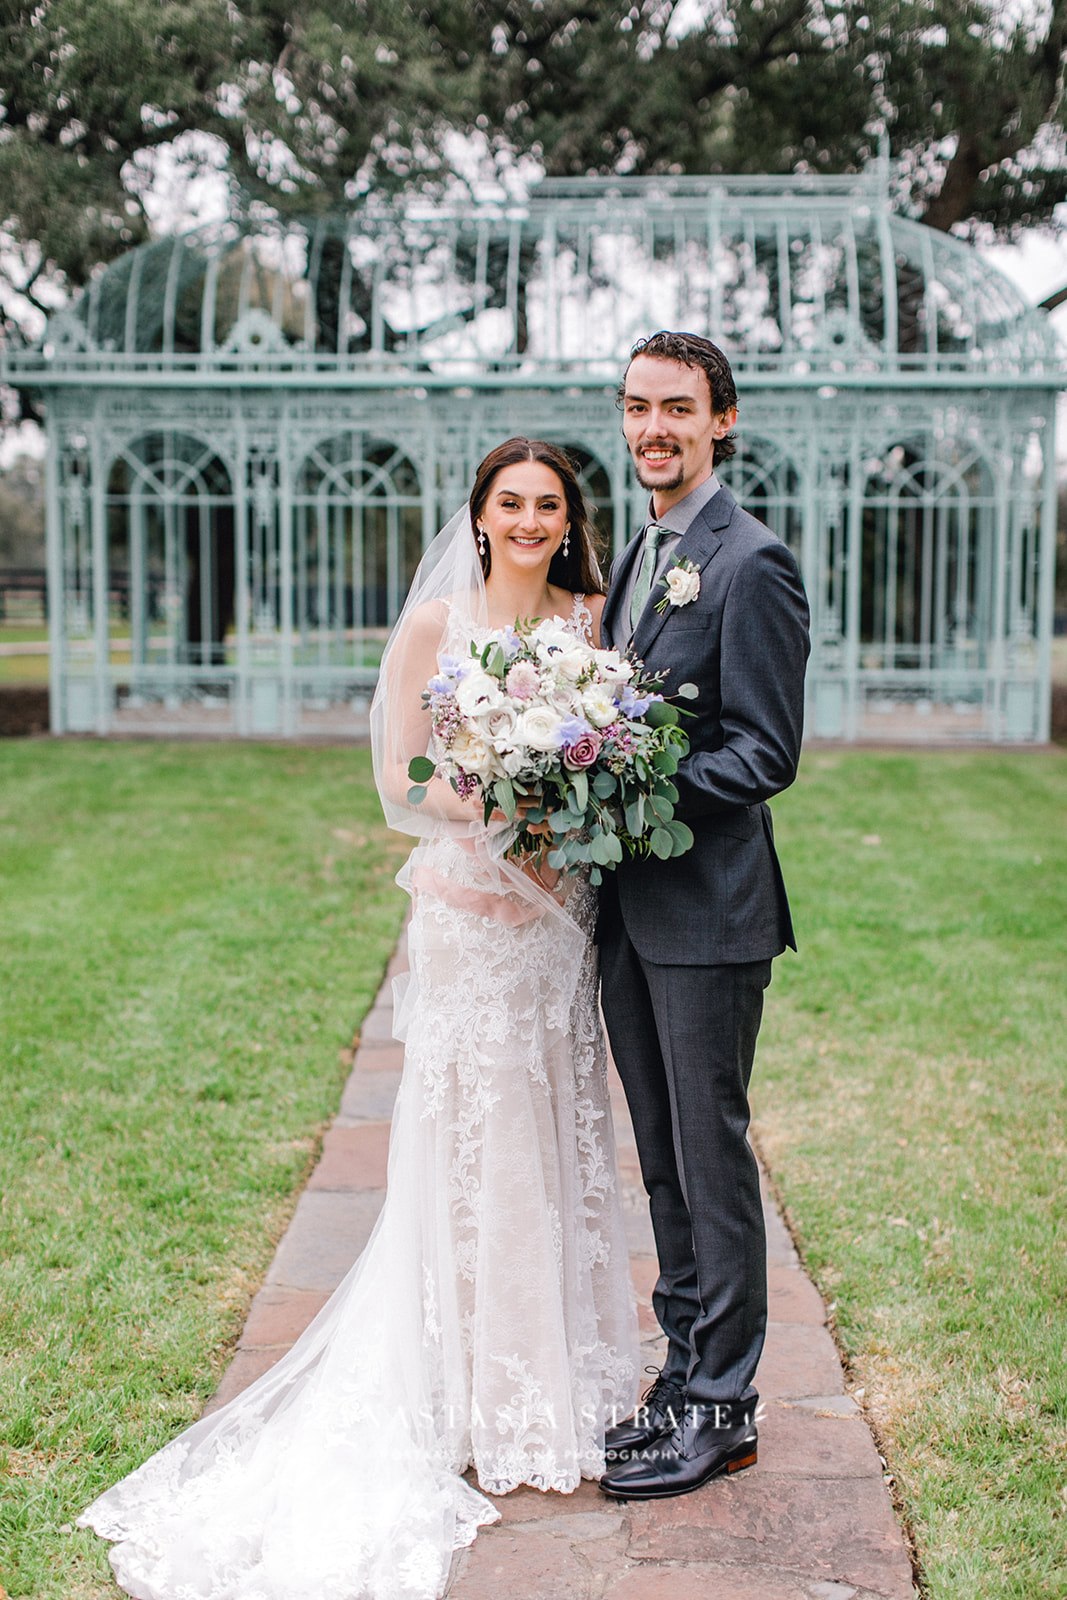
[632,454,684,493]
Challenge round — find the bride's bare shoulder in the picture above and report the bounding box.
[397,597,451,641]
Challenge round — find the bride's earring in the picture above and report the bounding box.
[477,524,487,557]
[563,526,571,559]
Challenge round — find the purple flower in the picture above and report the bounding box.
[498,625,522,662]
[559,714,594,745]
[431,654,469,691]
[616,684,653,717]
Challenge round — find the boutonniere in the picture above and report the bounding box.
[655,557,701,614]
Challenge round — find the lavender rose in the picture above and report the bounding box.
[563,729,603,770]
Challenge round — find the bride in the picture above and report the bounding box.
[78,437,639,1600]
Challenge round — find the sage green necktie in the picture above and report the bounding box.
[629,523,669,631]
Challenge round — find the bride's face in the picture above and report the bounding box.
[478,461,569,576]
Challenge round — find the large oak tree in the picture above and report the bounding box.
[1,0,1064,340]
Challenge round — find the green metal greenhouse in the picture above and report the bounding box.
[5,164,1063,741]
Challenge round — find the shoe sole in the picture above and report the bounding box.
[598,1446,757,1501]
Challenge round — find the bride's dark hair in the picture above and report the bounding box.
[470,438,605,595]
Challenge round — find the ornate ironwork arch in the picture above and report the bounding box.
[104,432,235,681]
[293,433,422,639]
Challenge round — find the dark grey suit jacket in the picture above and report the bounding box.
[600,486,810,966]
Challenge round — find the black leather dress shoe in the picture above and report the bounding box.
[604,1371,686,1459]
[599,1409,757,1500]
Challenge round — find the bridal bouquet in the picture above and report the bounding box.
[407,616,696,881]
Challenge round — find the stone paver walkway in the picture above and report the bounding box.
[209,933,918,1600]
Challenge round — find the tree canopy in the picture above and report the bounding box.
[458,1,1066,249]
[1,0,1065,344]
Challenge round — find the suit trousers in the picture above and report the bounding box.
[600,927,771,1424]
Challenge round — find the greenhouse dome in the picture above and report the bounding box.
[6,164,1063,741]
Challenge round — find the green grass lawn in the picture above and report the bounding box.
[0,743,409,1598]
[756,749,1066,1600]
[0,745,1063,1598]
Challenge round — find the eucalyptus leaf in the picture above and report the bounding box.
[589,833,612,866]
[593,772,617,798]
[495,777,516,819]
[645,700,679,728]
[407,755,436,783]
[677,682,699,700]
[407,784,427,805]
[650,827,674,859]
[571,770,589,812]
[666,820,694,852]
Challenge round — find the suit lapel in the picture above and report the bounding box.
[630,486,735,657]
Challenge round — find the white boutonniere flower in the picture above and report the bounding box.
[656,557,701,614]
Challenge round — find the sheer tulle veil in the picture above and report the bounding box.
[371,505,487,843]
[370,503,588,978]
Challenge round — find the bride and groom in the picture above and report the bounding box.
[79,330,810,1598]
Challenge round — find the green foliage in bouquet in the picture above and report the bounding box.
[511,691,696,885]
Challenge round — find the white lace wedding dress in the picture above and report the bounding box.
[79,597,638,1600]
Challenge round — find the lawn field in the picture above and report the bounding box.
[756,748,1066,1600]
[0,743,409,1597]
[0,743,1064,1598]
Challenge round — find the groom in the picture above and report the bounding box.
[598,330,810,1500]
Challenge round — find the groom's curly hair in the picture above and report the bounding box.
[618,331,738,466]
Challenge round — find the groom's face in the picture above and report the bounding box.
[622,355,736,511]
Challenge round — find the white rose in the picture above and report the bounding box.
[581,684,619,728]
[451,727,498,779]
[455,668,503,717]
[480,704,519,749]
[547,686,582,718]
[664,565,700,607]
[516,704,565,752]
